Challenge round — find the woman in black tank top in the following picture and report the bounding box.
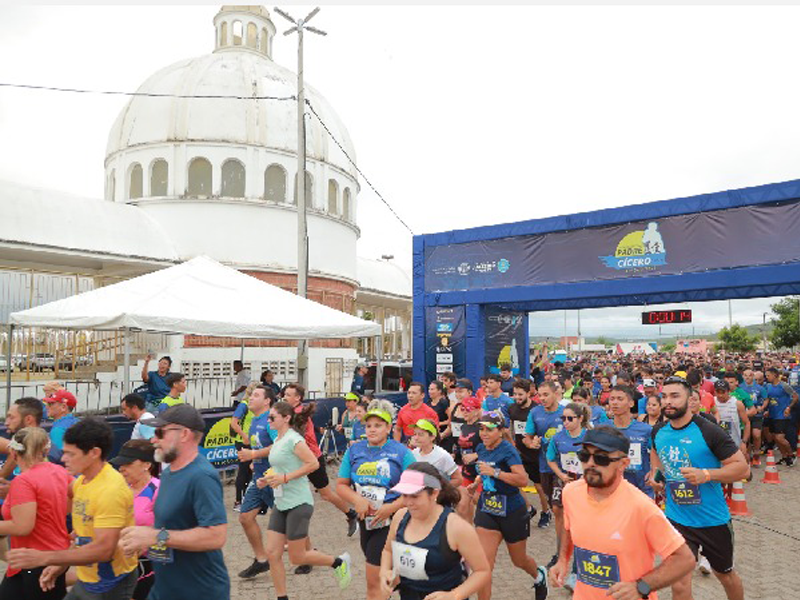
[379,462,490,600]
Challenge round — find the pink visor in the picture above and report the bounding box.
[390,469,441,495]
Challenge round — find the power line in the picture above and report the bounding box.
[305,99,414,236]
[0,82,295,101]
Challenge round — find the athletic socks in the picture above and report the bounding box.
[332,557,343,569]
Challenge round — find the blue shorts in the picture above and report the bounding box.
[241,480,274,514]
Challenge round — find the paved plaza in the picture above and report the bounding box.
[223,460,800,600]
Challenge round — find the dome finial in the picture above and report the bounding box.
[214,5,276,58]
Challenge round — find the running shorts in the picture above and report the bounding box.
[522,460,541,485]
[539,472,557,505]
[474,504,530,544]
[241,480,274,514]
[268,503,314,541]
[750,416,763,430]
[359,522,390,566]
[769,419,790,436]
[669,519,735,574]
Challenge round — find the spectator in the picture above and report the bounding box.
[156,374,186,415]
[121,394,156,441]
[231,361,251,408]
[42,389,79,465]
[140,355,173,410]
[260,370,281,397]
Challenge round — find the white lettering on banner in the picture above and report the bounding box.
[436,353,453,364]
[617,257,652,268]
[436,364,450,374]
[628,443,642,467]
[204,446,237,461]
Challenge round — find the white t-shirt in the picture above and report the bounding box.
[412,446,458,478]
[235,369,252,401]
[131,411,156,440]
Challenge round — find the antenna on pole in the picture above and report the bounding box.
[275,7,326,390]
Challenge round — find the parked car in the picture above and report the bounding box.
[29,353,55,372]
[0,356,8,372]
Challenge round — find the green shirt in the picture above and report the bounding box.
[269,428,314,511]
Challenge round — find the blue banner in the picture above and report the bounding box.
[425,306,466,383]
[484,308,527,376]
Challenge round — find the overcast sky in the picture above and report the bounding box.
[1,4,798,335]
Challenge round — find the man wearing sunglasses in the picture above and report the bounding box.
[551,426,694,599]
[650,376,749,600]
[119,404,230,600]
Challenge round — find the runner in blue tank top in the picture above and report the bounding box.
[650,376,749,600]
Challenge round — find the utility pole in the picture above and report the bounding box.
[275,6,326,389]
[728,299,733,328]
[763,312,768,352]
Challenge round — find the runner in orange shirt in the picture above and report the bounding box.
[550,426,694,599]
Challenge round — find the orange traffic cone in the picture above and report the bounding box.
[728,481,751,516]
[751,455,761,467]
[761,451,782,484]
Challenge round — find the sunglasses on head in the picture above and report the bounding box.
[560,415,577,422]
[577,449,625,466]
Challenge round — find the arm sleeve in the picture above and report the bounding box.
[338,449,353,479]
[442,453,459,476]
[232,403,248,419]
[695,416,739,462]
[402,448,417,470]
[644,506,686,559]
[191,472,227,527]
[546,440,557,463]
[504,442,522,467]
[781,383,795,397]
[6,475,36,508]
[524,410,536,436]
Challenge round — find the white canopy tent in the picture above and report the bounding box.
[7,256,382,404]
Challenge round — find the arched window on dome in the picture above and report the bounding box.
[220,21,228,47]
[343,187,352,221]
[293,171,313,207]
[327,179,339,215]
[232,20,243,46]
[246,23,258,49]
[108,169,116,202]
[150,159,168,197]
[187,157,212,197]
[260,27,269,54]
[128,163,143,200]
[264,164,286,202]
[221,159,246,198]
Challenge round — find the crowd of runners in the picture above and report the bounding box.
[0,349,798,599]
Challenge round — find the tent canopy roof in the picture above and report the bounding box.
[10,256,381,339]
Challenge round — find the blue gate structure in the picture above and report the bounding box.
[412,178,800,386]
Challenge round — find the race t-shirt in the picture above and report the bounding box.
[740,383,765,409]
[652,416,739,528]
[476,440,525,515]
[248,411,274,477]
[351,419,366,442]
[412,445,458,478]
[482,393,514,427]
[133,478,160,527]
[546,428,586,477]
[48,413,79,463]
[72,463,137,592]
[525,404,564,473]
[151,455,229,600]
[508,402,538,464]
[2,461,72,577]
[614,420,653,498]
[764,382,794,421]
[455,422,482,481]
[339,439,415,505]
[397,403,440,438]
[296,405,322,458]
[590,405,610,427]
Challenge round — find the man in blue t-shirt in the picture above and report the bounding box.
[235,385,275,579]
[524,381,563,563]
[483,373,514,427]
[763,367,798,466]
[120,404,230,600]
[43,389,80,465]
[608,385,653,497]
[650,376,749,600]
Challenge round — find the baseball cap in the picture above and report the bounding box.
[365,408,392,425]
[460,396,481,411]
[110,442,155,466]
[455,378,474,392]
[642,378,656,388]
[142,404,206,432]
[344,392,360,402]
[390,468,442,495]
[44,389,77,408]
[477,412,505,429]
[580,428,630,455]
[714,379,730,391]
[413,419,438,437]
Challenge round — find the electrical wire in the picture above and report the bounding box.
[0,82,295,101]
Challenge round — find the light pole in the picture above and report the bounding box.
[275,6,326,388]
[763,312,768,352]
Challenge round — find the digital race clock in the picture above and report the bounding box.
[641,310,692,325]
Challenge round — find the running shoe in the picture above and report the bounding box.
[564,572,577,593]
[532,565,549,600]
[786,456,797,467]
[527,506,538,521]
[537,510,552,529]
[333,552,352,590]
[546,554,559,570]
[698,555,711,576]
[233,502,242,513]
[346,511,359,537]
[294,565,312,575]
[238,558,270,579]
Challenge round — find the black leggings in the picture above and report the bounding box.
[0,567,66,600]
[235,442,253,503]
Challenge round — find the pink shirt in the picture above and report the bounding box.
[133,478,160,527]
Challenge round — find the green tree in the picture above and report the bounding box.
[595,336,612,347]
[717,324,757,352]
[770,297,800,349]
[660,342,676,353]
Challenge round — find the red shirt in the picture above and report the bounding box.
[295,405,322,458]
[2,462,72,576]
[396,403,440,437]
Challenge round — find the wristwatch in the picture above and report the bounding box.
[156,528,170,546]
[636,579,651,599]
[493,467,501,478]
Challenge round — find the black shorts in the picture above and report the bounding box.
[540,472,557,505]
[474,504,530,544]
[133,558,154,600]
[750,416,764,430]
[769,419,790,436]
[669,519,735,574]
[550,478,570,508]
[522,460,541,485]
[308,456,330,490]
[359,522,390,566]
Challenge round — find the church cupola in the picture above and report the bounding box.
[213,5,276,58]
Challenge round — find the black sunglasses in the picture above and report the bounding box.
[154,426,184,439]
[577,449,625,466]
[560,415,577,422]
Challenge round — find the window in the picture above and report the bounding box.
[264,164,286,202]
[260,27,269,54]
[150,159,168,197]
[327,179,339,215]
[293,171,313,206]
[129,163,143,200]
[232,20,243,45]
[246,23,257,49]
[220,21,228,47]
[108,169,116,201]
[343,187,352,221]
[187,157,212,197]
[221,159,246,198]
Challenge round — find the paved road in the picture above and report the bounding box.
[224,459,800,600]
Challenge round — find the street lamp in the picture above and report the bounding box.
[274,6,326,388]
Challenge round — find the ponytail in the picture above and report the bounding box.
[272,400,315,434]
[565,401,590,429]
[406,461,461,508]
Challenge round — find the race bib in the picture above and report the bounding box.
[513,420,526,436]
[451,423,462,437]
[667,481,701,505]
[720,420,732,433]
[560,452,583,475]
[480,493,507,517]
[344,427,353,440]
[574,547,620,589]
[392,541,429,581]
[274,484,284,498]
[357,484,388,530]
[627,443,642,470]
[148,543,175,564]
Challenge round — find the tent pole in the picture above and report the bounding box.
[375,334,383,393]
[123,328,131,396]
[5,324,13,413]
[240,339,245,362]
